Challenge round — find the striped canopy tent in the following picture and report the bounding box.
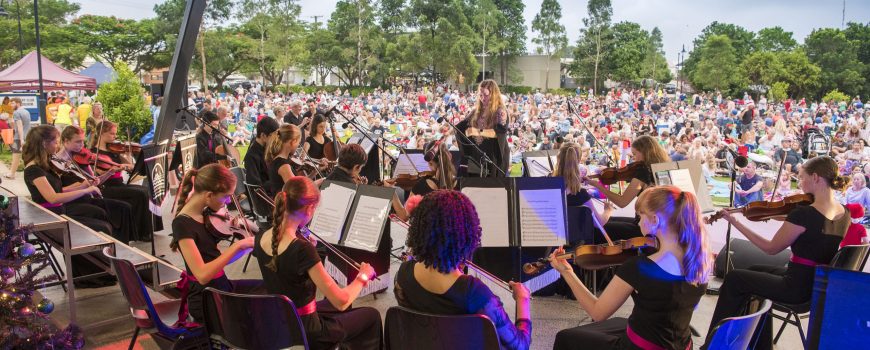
[0,51,97,91]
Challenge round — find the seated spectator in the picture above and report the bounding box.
[733,161,763,207]
[843,173,870,210]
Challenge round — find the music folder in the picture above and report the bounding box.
[309,180,393,253]
[650,159,716,213]
[521,150,558,177]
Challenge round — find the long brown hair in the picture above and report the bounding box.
[632,135,669,164]
[554,142,583,195]
[266,176,321,271]
[23,125,59,171]
[89,120,116,149]
[470,79,505,128]
[635,186,712,285]
[265,124,301,164]
[426,140,456,190]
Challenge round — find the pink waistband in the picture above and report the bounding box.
[790,255,820,267]
[626,324,690,350]
[297,300,317,316]
[40,202,63,209]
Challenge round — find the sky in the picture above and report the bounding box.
[76,0,870,65]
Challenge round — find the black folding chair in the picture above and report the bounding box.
[385,306,501,350]
[202,287,310,350]
[705,299,773,349]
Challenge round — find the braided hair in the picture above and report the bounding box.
[170,164,236,251]
[406,190,481,274]
[266,176,321,272]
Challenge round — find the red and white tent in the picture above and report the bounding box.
[0,51,97,91]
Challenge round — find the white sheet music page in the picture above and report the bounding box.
[461,187,510,247]
[519,189,567,246]
[394,153,431,176]
[344,196,391,252]
[526,157,552,177]
[309,184,357,244]
[668,168,697,197]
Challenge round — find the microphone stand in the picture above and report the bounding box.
[331,108,398,163]
[438,117,507,177]
[565,99,614,167]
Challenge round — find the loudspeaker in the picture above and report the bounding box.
[714,239,792,278]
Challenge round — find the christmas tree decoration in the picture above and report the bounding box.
[0,203,83,349]
[37,298,55,314]
[17,242,36,258]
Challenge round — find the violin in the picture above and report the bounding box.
[587,161,646,186]
[522,236,659,275]
[204,206,258,240]
[373,171,436,191]
[72,148,123,172]
[705,193,814,224]
[106,141,142,155]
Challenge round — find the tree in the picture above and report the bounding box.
[754,27,797,52]
[192,28,255,89]
[571,0,612,94]
[491,0,526,85]
[691,34,742,93]
[768,81,789,102]
[238,0,303,87]
[407,0,478,86]
[471,0,505,82]
[844,22,870,98]
[646,27,666,83]
[327,0,382,86]
[683,22,755,84]
[96,61,152,141]
[779,49,821,98]
[804,28,865,97]
[73,16,163,73]
[607,21,649,84]
[531,0,567,91]
[0,205,85,349]
[0,0,87,70]
[741,51,785,87]
[303,27,340,86]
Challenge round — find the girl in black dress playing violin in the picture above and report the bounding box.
[265,124,302,196]
[551,186,712,350]
[707,156,850,350]
[585,135,670,240]
[254,177,383,349]
[171,164,262,323]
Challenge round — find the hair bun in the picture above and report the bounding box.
[831,175,850,190]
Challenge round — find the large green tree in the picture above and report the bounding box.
[607,22,649,84]
[844,22,870,98]
[73,15,163,73]
[754,27,797,52]
[0,0,87,70]
[571,0,613,93]
[491,0,526,85]
[691,34,742,93]
[531,0,567,91]
[327,0,383,86]
[191,28,256,89]
[804,28,865,97]
[741,51,785,88]
[683,22,754,85]
[779,49,821,98]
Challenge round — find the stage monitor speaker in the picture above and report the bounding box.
[714,239,791,278]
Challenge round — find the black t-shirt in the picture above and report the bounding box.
[100,151,127,186]
[24,165,61,204]
[194,130,227,168]
[785,205,849,264]
[741,109,755,125]
[253,234,321,306]
[633,164,654,187]
[305,135,331,160]
[617,256,706,350]
[171,214,222,275]
[325,166,354,183]
[244,141,268,186]
[566,189,592,206]
[267,157,291,196]
[283,111,302,126]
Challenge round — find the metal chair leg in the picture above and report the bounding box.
[129,327,140,350]
[796,313,807,347]
[773,311,792,344]
[242,252,253,273]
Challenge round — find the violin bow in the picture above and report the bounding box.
[588,203,615,246]
[768,148,788,202]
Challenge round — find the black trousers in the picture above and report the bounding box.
[708,264,815,350]
[102,182,155,241]
[602,216,643,241]
[308,299,383,350]
[70,196,135,243]
[553,317,629,350]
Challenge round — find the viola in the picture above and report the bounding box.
[706,193,814,224]
[106,141,142,155]
[522,236,659,275]
[204,206,257,240]
[588,161,646,186]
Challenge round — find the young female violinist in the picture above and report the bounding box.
[22,125,116,288]
[253,177,383,349]
[303,114,333,164]
[90,120,157,241]
[551,186,712,350]
[585,135,670,240]
[264,124,302,196]
[408,140,456,197]
[394,190,532,350]
[555,142,613,226]
[171,164,262,323]
[57,126,136,243]
[707,156,850,350]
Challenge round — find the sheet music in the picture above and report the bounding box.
[669,168,697,197]
[343,195,391,252]
[394,153,431,176]
[309,184,357,244]
[461,187,510,247]
[519,189,567,246]
[526,157,552,177]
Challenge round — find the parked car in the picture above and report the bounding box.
[665,83,676,94]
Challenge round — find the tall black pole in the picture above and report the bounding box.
[15,0,23,57]
[33,0,46,124]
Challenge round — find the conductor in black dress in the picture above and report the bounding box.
[455,79,510,177]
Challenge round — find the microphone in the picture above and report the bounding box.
[726,146,749,167]
[175,103,195,113]
[437,117,447,123]
[342,121,353,129]
[566,100,575,114]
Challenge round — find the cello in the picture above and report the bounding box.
[322,112,343,162]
